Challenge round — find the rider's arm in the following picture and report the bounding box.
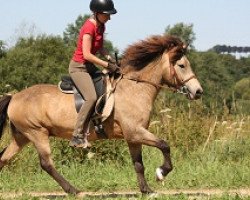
[82,34,109,68]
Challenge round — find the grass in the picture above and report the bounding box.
[0,101,250,199]
[0,137,249,193]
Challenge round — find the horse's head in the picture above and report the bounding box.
[121,35,203,100]
[161,45,203,100]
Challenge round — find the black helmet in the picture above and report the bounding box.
[90,0,117,14]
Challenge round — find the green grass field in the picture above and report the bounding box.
[0,138,249,197]
[0,102,250,199]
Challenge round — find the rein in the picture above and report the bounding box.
[122,74,175,91]
[119,61,197,94]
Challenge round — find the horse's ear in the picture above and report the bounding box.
[183,43,189,50]
[182,44,189,54]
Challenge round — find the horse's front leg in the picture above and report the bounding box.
[132,126,172,182]
[127,143,154,194]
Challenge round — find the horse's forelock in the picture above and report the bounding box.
[122,35,184,70]
[168,45,186,64]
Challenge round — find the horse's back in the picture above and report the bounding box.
[7,84,76,134]
[10,84,62,109]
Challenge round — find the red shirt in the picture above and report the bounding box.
[72,19,105,63]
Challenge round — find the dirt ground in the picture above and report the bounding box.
[0,188,250,199]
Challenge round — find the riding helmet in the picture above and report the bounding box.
[90,0,117,14]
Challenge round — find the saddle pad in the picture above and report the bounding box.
[58,81,74,94]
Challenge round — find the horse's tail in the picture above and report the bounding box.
[0,95,12,139]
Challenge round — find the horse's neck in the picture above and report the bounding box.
[124,60,163,89]
[120,61,163,105]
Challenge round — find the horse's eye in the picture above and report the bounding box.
[178,64,185,68]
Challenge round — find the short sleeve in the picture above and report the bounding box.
[82,20,95,37]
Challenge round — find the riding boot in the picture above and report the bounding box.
[69,113,92,148]
[70,133,91,148]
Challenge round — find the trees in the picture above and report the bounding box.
[1,17,250,114]
[234,78,250,100]
[186,50,250,113]
[165,23,196,49]
[0,35,70,93]
[0,40,6,59]
[63,14,118,55]
[63,14,90,46]
[0,14,119,94]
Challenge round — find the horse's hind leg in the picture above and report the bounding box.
[0,126,29,170]
[127,143,154,194]
[33,131,80,194]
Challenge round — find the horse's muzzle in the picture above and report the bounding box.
[194,88,203,99]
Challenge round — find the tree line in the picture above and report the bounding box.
[0,17,250,114]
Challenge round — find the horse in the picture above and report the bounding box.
[0,35,203,195]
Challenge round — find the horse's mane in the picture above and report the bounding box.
[121,35,185,70]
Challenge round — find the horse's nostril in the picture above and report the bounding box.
[197,89,203,94]
[195,89,203,98]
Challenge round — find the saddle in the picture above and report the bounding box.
[58,71,115,138]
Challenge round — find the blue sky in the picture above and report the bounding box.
[0,0,250,52]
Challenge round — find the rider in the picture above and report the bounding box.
[69,0,118,148]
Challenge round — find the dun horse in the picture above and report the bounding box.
[0,35,203,194]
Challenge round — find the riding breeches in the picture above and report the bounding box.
[69,60,97,135]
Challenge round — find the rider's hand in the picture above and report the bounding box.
[107,55,116,64]
[107,55,121,67]
[107,62,119,73]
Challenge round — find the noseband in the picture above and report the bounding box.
[168,63,197,94]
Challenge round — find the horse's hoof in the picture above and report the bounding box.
[148,192,160,199]
[76,192,87,198]
[67,189,81,196]
[156,167,164,181]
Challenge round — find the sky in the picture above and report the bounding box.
[0,0,250,52]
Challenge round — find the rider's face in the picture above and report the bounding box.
[97,13,111,23]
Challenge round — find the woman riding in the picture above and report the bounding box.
[69,0,118,148]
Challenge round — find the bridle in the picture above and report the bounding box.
[168,62,197,94]
[120,55,197,95]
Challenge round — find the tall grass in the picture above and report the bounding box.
[0,93,250,195]
[0,134,249,193]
